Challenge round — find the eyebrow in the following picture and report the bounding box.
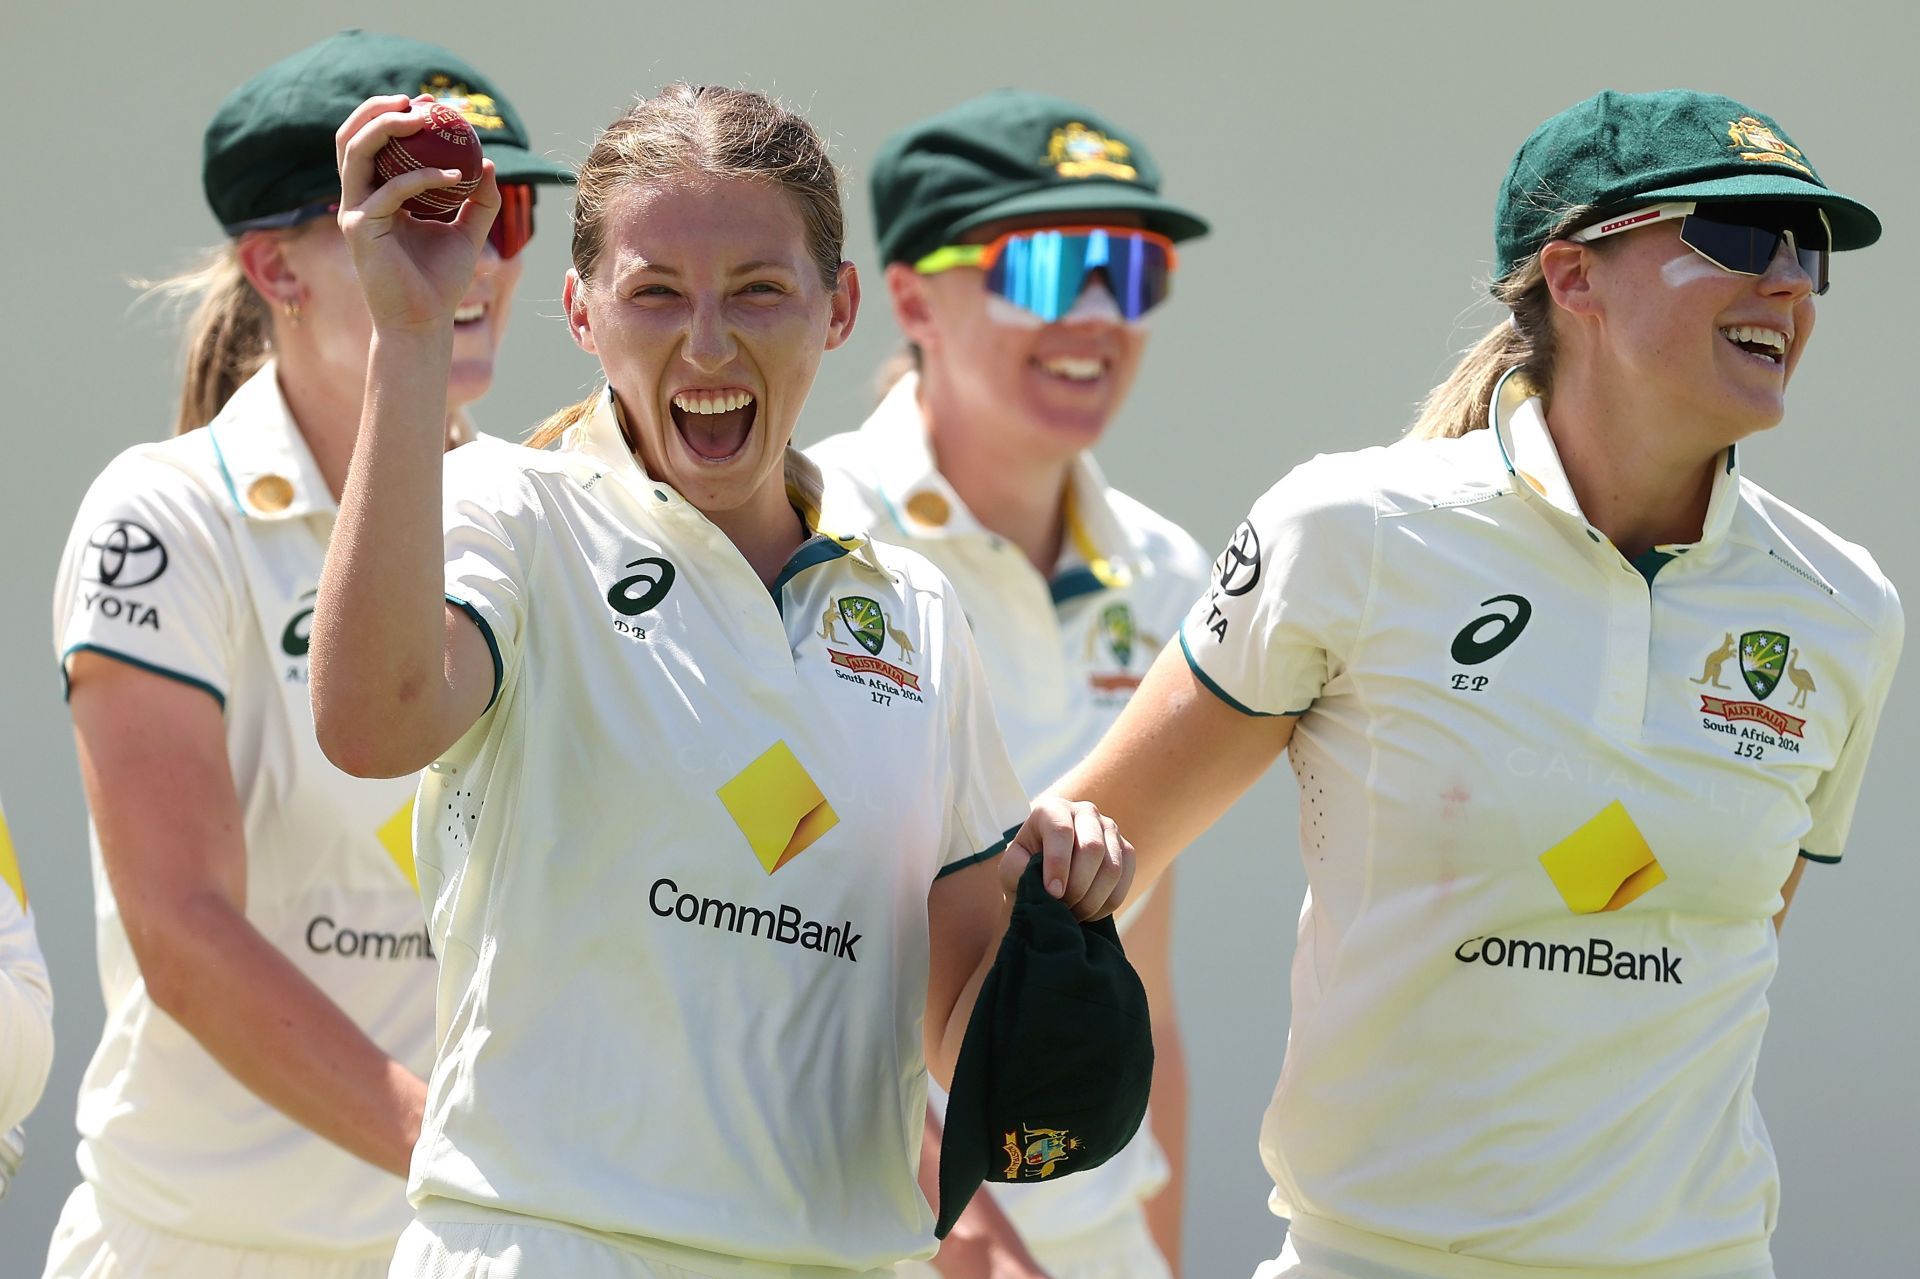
[615,256,801,281]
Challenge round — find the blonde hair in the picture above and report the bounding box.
[140,243,273,435]
[1408,203,1598,440]
[530,84,846,449]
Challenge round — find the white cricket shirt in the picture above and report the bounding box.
[1183,381,1903,1277]
[810,373,1208,1242]
[410,389,1030,1275]
[51,365,434,1254]
[0,796,53,1135]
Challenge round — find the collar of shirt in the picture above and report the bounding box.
[854,372,1141,599]
[1488,371,1741,556]
[204,361,337,522]
[572,385,875,573]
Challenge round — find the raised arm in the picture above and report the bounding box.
[310,95,498,778]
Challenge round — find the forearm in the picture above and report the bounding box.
[311,328,459,776]
[919,1109,1048,1279]
[143,894,425,1178]
[928,929,1001,1090]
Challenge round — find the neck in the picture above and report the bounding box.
[275,346,461,502]
[920,386,1072,577]
[273,353,364,502]
[1541,360,1725,560]
[704,460,809,588]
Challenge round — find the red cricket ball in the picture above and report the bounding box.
[373,102,483,222]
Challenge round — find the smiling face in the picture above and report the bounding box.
[565,175,857,516]
[1569,216,1818,447]
[272,215,522,410]
[893,210,1152,465]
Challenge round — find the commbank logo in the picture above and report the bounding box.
[715,740,839,875]
[1538,800,1664,914]
[1453,933,1682,984]
[648,877,861,961]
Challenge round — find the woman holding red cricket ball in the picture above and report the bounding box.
[43,30,569,1279]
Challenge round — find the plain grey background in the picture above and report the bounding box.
[2,2,1913,1273]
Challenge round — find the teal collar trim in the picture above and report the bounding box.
[770,536,852,613]
[1050,565,1106,607]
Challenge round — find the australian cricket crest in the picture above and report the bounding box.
[1695,627,1813,753]
[838,595,887,656]
[1739,631,1788,700]
[1101,602,1135,668]
[1086,601,1152,697]
[822,595,923,707]
[1002,1123,1083,1181]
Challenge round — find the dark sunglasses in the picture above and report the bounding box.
[224,182,537,260]
[1571,201,1831,295]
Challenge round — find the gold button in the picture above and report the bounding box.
[247,474,295,513]
[905,490,950,527]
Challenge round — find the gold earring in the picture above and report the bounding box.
[283,298,302,326]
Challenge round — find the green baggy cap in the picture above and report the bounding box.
[204,28,572,234]
[936,856,1153,1239]
[1495,89,1880,281]
[872,89,1209,267]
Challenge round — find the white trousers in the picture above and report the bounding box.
[42,1181,394,1279]
[893,1206,1171,1279]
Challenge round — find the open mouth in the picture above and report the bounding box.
[1720,324,1788,367]
[1034,354,1108,384]
[670,388,757,462]
[453,301,488,327]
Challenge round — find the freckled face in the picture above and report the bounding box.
[1584,218,1817,445]
[568,177,856,516]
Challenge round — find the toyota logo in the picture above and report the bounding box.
[1214,520,1261,597]
[83,520,169,589]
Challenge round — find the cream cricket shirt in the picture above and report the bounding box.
[0,796,53,1135]
[51,365,434,1253]
[410,390,1029,1274]
[1184,382,1902,1276]
[810,373,1208,1243]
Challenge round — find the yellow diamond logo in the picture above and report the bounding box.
[377,798,419,892]
[1538,800,1665,914]
[0,806,23,909]
[716,741,839,875]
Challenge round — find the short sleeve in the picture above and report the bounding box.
[1179,453,1377,717]
[53,451,237,707]
[0,800,52,1132]
[1801,578,1905,864]
[440,440,540,713]
[936,594,1030,879]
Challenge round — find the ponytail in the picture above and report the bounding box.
[1407,204,1595,440]
[139,244,272,435]
[526,392,600,450]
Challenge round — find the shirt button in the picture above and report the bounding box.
[905,491,950,527]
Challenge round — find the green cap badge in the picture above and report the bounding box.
[204,28,573,234]
[1494,89,1879,281]
[871,89,1209,266]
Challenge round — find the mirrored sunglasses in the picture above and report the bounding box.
[914,225,1178,322]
